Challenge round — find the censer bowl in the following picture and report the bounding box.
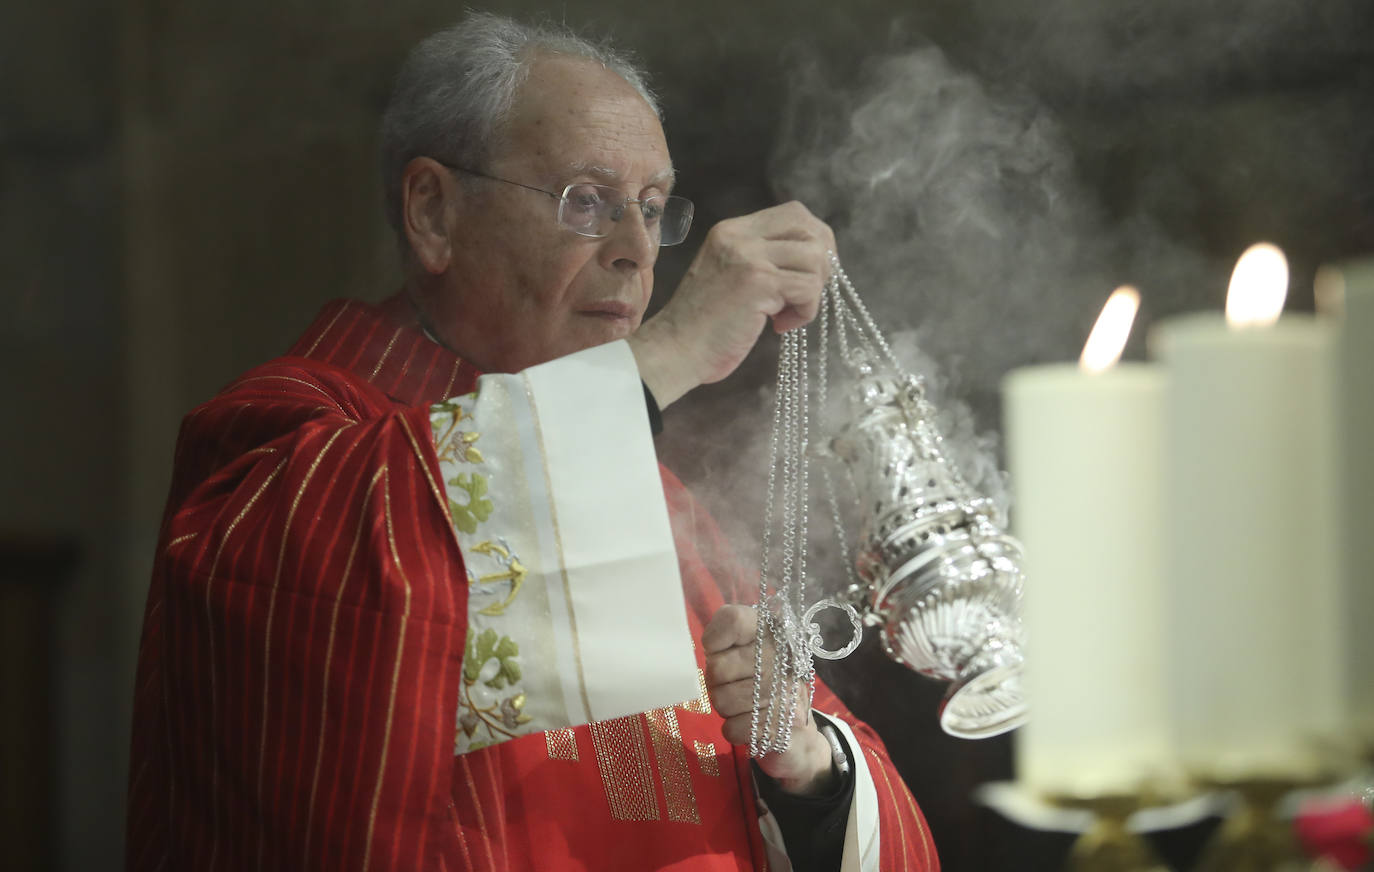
[868,524,1027,739]
[831,373,1029,739]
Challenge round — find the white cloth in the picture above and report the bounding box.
[434,340,698,752]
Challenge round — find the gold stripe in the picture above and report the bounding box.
[227,374,338,404]
[303,466,387,865]
[545,728,579,761]
[255,428,346,868]
[398,337,418,382]
[692,740,720,777]
[164,532,198,552]
[203,458,287,872]
[868,745,935,868]
[521,375,594,721]
[868,746,912,869]
[459,755,498,871]
[682,669,713,715]
[481,748,510,870]
[361,472,413,872]
[368,327,404,382]
[589,716,659,822]
[441,357,463,399]
[398,412,459,543]
[449,800,473,870]
[646,707,700,823]
[301,302,349,357]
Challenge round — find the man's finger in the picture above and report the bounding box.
[701,604,756,654]
[719,713,753,747]
[708,677,756,719]
[719,704,812,748]
[704,642,755,686]
[771,276,824,332]
[742,201,833,245]
[760,239,831,278]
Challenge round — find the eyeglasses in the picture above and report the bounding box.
[437,162,694,246]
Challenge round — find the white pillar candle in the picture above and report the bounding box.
[1151,244,1342,776]
[1006,288,1174,796]
[1324,258,1374,736]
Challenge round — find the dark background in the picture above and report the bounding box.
[2,0,1371,868]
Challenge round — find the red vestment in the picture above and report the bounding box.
[126,298,939,871]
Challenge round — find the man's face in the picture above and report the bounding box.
[431,55,674,373]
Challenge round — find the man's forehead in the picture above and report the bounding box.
[499,55,673,187]
[562,160,676,189]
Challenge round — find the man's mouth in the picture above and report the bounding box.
[579,301,637,321]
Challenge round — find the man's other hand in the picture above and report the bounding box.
[628,202,836,409]
[701,604,839,797]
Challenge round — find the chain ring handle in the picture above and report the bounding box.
[803,599,863,661]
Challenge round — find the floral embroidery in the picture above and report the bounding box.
[467,538,527,617]
[432,397,495,534]
[459,628,532,749]
[431,392,540,754]
[431,398,484,464]
[447,472,493,534]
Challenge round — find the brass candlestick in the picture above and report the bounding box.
[1193,776,1321,872]
[1049,794,1172,872]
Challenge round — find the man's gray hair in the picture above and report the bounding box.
[380,13,659,235]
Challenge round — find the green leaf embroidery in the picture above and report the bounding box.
[476,628,498,662]
[457,626,529,745]
[450,499,477,534]
[447,473,494,534]
[463,636,481,682]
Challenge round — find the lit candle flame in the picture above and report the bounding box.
[1225,242,1288,328]
[1079,286,1141,373]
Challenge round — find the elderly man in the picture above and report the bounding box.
[126,13,936,872]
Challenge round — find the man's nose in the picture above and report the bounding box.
[601,204,658,270]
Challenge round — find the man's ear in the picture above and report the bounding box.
[401,157,458,275]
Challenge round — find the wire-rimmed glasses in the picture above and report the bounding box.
[437,162,694,246]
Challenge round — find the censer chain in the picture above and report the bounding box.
[749,252,868,758]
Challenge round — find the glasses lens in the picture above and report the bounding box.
[558,184,609,235]
[556,185,694,246]
[658,196,694,246]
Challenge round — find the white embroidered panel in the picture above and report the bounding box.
[433,340,698,754]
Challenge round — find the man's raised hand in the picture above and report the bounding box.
[628,201,836,408]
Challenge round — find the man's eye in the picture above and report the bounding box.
[567,188,603,212]
[641,199,665,223]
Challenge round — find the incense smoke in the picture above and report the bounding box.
[660,43,1214,593]
[657,1,1372,600]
